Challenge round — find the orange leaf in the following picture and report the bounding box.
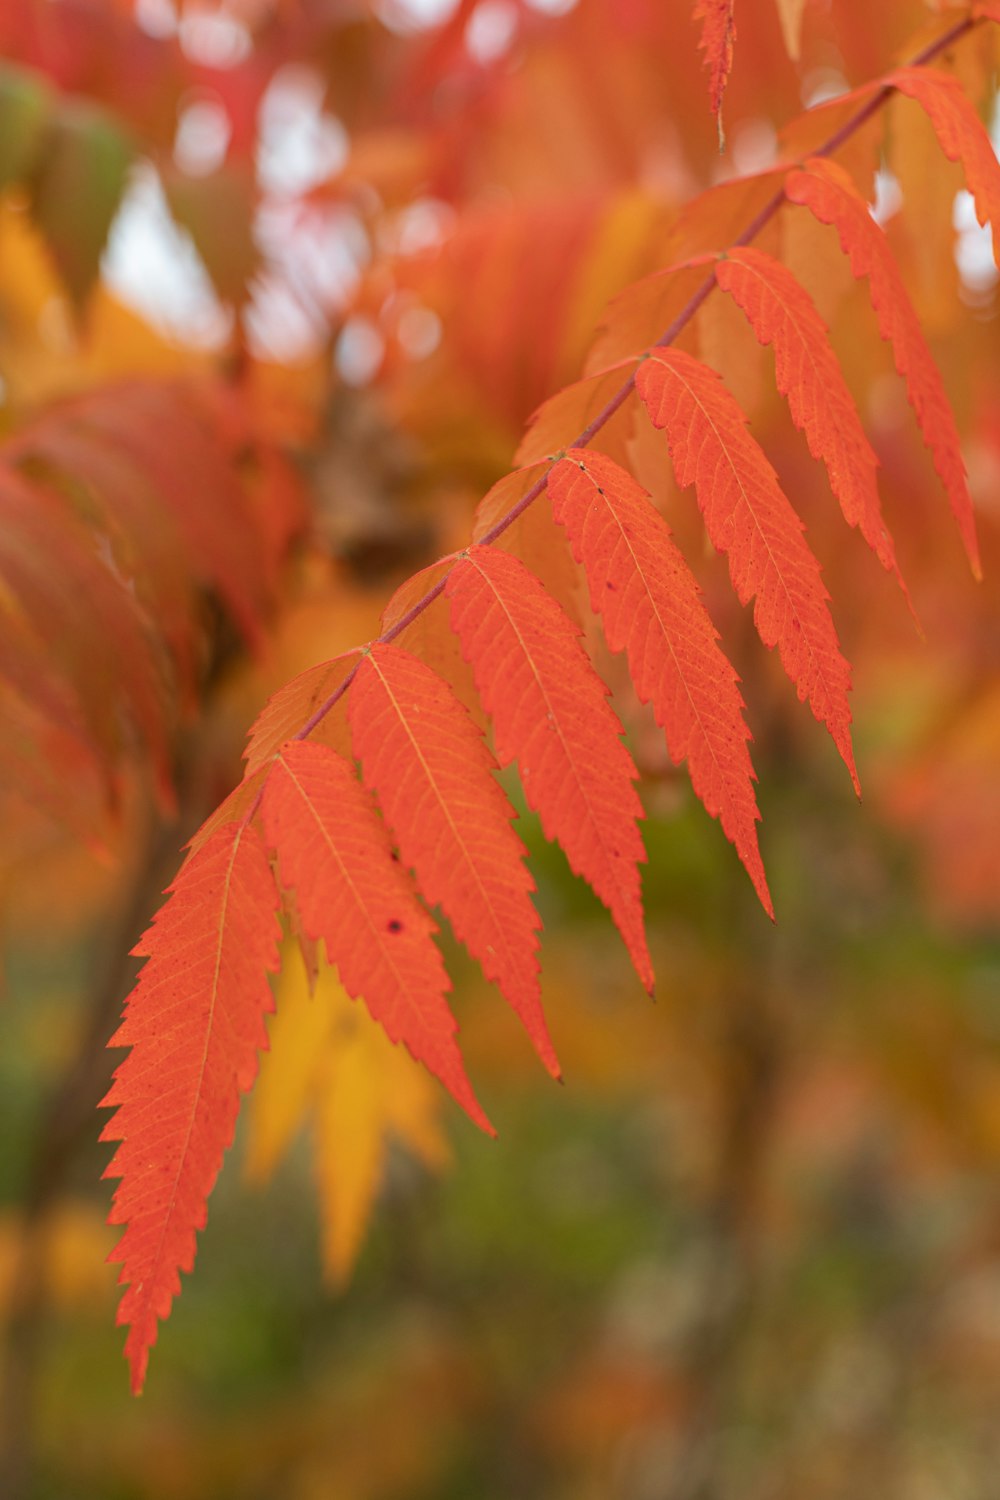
[445,546,653,993]
[785,156,981,577]
[887,66,1000,271]
[261,739,492,1135]
[244,654,358,775]
[548,449,772,917]
[714,246,907,595]
[694,0,736,144]
[349,644,558,1077]
[101,822,282,1395]
[636,348,858,792]
[774,0,807,60]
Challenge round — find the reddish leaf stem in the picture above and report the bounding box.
[242,11,978,812]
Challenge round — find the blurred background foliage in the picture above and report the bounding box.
[0,0,999,1496]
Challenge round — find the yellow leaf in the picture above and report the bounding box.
[246,946,450,1284]
[314,970,450,1285]
[245,941,331,1181]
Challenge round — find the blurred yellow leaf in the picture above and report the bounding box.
[247,947,450,1284]
[0,1201,115,1316]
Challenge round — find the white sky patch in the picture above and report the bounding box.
[257,66,349,197]
[390,197,455,255]
[730,118,777,176]
[178,9,252,66]
[102,162,232,347]
[871,166,902,226]
[397,303,442,359]
[257,199,368,310]
[134,0,177,38]
[801,67,849,109]
[953,189,998,298]
[245,272,323,361]
[375,0,460,33]
[335,315,385,385]
[173,96,232,176]
[465,0,519,64]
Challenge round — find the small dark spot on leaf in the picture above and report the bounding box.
[387,919,403,933]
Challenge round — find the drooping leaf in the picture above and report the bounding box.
[0,64,51,192]
[636,348,859,791]
[547,448,772,916]
[29,99,133,308]
[886,67,1000,271]
[785,156,981,577]
[260,739,493,1134]
[101,822,282,1395]
[247,948,449,1286]
[315,960,449,1284]
[694,0,736,145]
[713,246,906,593]
[349,644,558,1076]
[445,545,653,993]
[163,162,258,306]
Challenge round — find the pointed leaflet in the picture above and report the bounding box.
[713,247,906,592]
[886,67,1000,271]
[547,450,772,917]
[445,546,653,992]
[774,0,807,59]
[101,822,281,1396]
[348,645,558,1077]
[785,156,980,577]
[312,963,449,1285]
[244,654,358,775]
[636,348,858,791]
[261,739,492,1134]
[247,950,448,1286]
[694,0,736,144]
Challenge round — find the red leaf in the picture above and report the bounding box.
[101,823,282,1395]
[887,66,1000,271]
[636,348,859,792]
[785,156,981,578]
[16,414,199,708]
[73,383,273,645]
[445,545,653,993]
[694,0,736,143]
[261,739,492,1134]
[0,465,173,804]
[349,644,558,1076]
[547,449,772,917]
[714,247,908,598]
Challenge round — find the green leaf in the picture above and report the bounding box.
[0,65,52,194]
[29,100,133,309]
[163,163,258,305]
